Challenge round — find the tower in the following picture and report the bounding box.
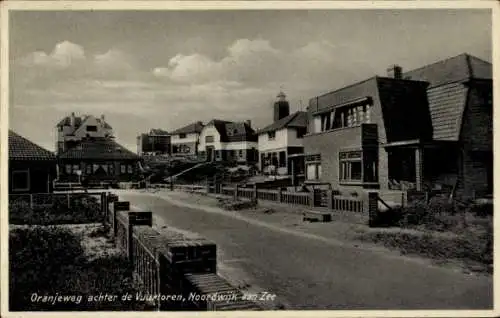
[273,90,290,122]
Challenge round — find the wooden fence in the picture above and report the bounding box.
[107,199,262,311]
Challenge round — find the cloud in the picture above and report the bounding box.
[18,41,86,68]
[11,38,382,150]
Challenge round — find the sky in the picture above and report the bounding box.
[8,9,492,152]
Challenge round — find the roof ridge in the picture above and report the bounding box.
[404,52,471,75]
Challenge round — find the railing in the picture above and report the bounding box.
[221,187,236,197]
[256,189,278,202]
[280,191,310,206]
[9,192,105,210]
[332,195,364,213]
[237,188,254,200]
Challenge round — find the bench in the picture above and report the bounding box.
[302,210,332,222]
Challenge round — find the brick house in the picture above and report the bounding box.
[170,121,204,158]
[9,130,57,193]
[137,129,171,156]
[303,53,492,199]
[57,137,142,185]
[197,119,258,164]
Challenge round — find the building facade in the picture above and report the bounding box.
[170,121,204,157]
[197,119,259,164]
[55,112,113,154]
[9,130,57,193]
[137,129,171,156]
[57,138,142,184]
[257,92,307,176]
[302,53,492,199]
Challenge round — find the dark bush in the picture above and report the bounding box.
[9,194,104,225]
[9,227,155,311]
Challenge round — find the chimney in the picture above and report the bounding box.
[387,65,403,79]
[101,114,105,122]
[70,112,76,127]
[245,120,251,127]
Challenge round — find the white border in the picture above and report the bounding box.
[1,1,498,318]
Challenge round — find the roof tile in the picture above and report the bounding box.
[58,138,140,160]
[9,130,56,161]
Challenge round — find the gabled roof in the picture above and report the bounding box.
[207,119,257,142]
[404,53,492,88]
[171,121,204,135]
[9,130,56,161]
[404,53,492,140]
[56,114,113,131]
[149,129,169,135]
[258,111,307,134]
[58,138,140,160]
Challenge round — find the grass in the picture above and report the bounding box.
[9,225,156,311]
[360,197,493,274]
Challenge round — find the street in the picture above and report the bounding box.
[117,190,493,310]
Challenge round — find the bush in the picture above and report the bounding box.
[9,227,155,311]
[9,194,104,225]
[9,227,86,310]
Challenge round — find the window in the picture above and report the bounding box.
[279,151,286,167]
[313,103,373,132]
[86,125,97,132]
[172,145,178,153]
[205,135,214,143]
[238,150,243,157]
[12,170,29,191]
[120,164,126,174]
[268,131,276,140]
[65,164,72,174]
[179,133,187,139]
[85,164,92,174]
[339,151,363,182]
[296,128,306,139]
[306,163,322,180]
[127,165,133,174]
[216,150,220,159]
[72,165,80,174]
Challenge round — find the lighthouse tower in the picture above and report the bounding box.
[273,90,290,122]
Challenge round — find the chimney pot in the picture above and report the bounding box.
[245,120,251,127]
[387,65,403,79]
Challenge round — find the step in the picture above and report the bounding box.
[302,210,332,223]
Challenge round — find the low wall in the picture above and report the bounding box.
[107,199,262,311]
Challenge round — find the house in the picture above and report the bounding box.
[9,130,57,193]
[170,121,204,157]
[302,53,492,198]
[137,129,171,156]
[197,119,259,164]
[257,91,307,176]
[57,137,142,185]
[55,112,113,154]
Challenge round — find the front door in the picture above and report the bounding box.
[206,146,214,162]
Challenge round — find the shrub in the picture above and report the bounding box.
[9,194,104,225]
[9,227,155,311]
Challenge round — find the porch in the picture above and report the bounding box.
[385,140,459,193]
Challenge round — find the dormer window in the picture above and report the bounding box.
[179,133,187,139]
[268,131,276,140]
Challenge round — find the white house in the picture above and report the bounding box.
[256,91,308,176]
[55,112,113,154]
[170,121,204,157]
[197,119,258,164]
[257,111,307,175]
